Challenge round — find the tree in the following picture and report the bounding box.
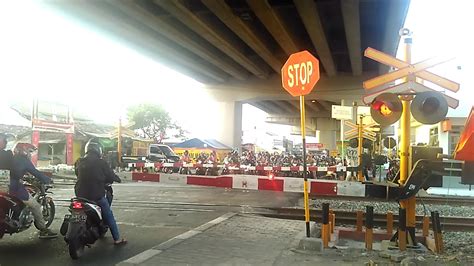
[127,104,186,143]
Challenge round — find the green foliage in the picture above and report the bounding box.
[127,104,186,143]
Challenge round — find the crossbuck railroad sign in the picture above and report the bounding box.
[344,121,377,142]
[362,47,460,108]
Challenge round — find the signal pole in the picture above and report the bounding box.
[357,115,364,182]
[118,118,122,164]
[399,29,416,247]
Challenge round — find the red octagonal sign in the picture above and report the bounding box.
[281,50,320,97]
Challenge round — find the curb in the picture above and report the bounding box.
[116,212,237,266]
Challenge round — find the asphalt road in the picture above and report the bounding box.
[0,182,301,266]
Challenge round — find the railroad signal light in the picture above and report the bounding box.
[370,93,402,126]
[383,137,397,149]
[411,91,448,125]
[349,138,358,148]
[348,138,373,149]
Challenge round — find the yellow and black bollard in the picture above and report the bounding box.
[431,211,444,253]
[399,208,407,251]
[356,210,363,232]
[330,210,336,234]
[322,203,330,248]
[435,212,444,253]
[365,206,374,251]
[422,216,430,237]
[387,211,394,235]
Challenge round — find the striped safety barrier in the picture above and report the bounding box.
[127,162,350,173]
[130,172,366,197]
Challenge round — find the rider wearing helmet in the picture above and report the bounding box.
[74,139,126,245]
[9,142,57,239]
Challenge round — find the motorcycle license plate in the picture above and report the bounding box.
[70,214,87,223]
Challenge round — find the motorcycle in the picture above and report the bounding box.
[60,181,117,260]
[0,176,55,239]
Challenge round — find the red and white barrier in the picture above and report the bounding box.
[131,172,365,197]
[127,162,348,174]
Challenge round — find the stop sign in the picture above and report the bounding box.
[281,50,320,97]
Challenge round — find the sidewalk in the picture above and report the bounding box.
[118,213,374,266]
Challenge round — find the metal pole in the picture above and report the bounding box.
[118,118,122,165]
[357,115,364,181]
[300,95,310,237]
[341,99,345,164]
[399,33,416,244]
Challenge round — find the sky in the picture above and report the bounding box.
[0,1,219,137]
[398,0,473,117]
[0,0,473,139]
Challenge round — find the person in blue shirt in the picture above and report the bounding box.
[9,143,57,239]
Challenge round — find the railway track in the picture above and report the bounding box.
[53,199,474,232]
[256,207,474,232]
[311,194,474,206]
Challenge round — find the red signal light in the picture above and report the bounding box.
[372,100,384,111]
[372,101,393,116]
[72,201,83,209]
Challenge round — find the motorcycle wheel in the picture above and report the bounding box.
[69,237,84,260]
[35,197,55,229]
[99,225,109,238]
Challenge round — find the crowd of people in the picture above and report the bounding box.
[222,150,345,167]
[177,149,382,181]
[179,150,346,167]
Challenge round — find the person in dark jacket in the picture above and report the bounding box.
[0,133,12,170]
[74,140,126,245]
[9,143,57,239]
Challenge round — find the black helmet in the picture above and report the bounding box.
[85,139,103,157]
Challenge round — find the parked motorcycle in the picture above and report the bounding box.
[0,176,55,239]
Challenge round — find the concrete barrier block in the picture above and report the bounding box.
[298,237,323,252]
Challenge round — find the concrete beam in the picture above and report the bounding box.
[305,101,320,114]
[289,100,319,114]
[341,0,362,76]
[275,100,299,115]
[260,101,287,115]
[260,101,285,115]
[207,73,371,103]
[246,0,299,55]
[56,1,229,83]
[318,100,333,112]
[312,100,325,112]
[379,0,410,74]
[293,0,337,76]
[266,116,317,131]
[110,0,249,81]
[250,101,277,115]
[201,0,283,73]
[154,0,270,79]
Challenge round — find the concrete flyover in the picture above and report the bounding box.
[47,0,410,148]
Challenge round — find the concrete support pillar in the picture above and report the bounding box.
[319,130,337,151]
[215,101,243,150]
[315,118,338,151]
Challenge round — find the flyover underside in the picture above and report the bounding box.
[45,0,410,148]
